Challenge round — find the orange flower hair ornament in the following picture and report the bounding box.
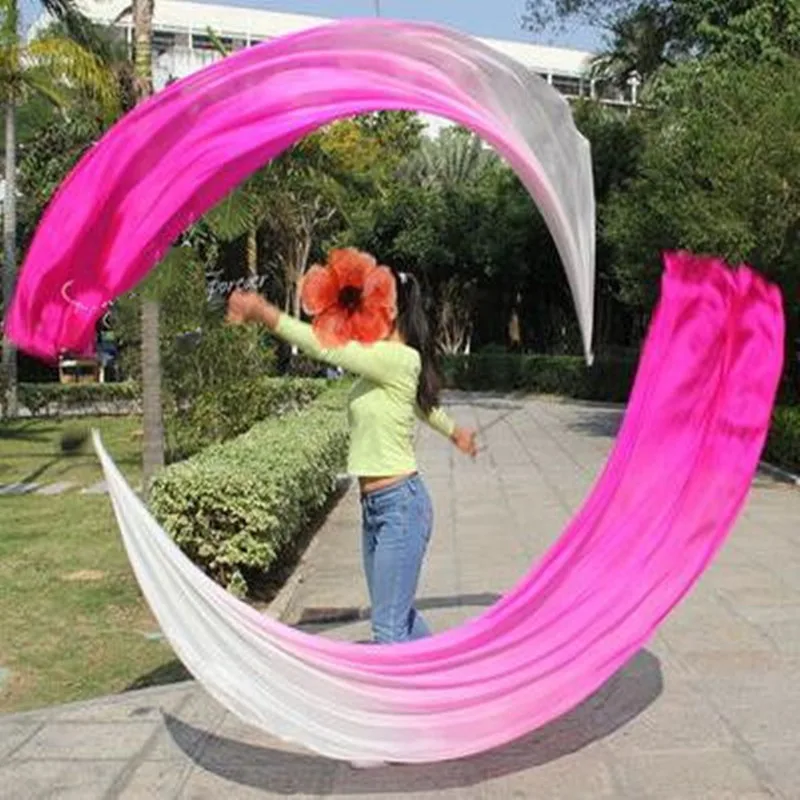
[300,249,397,347]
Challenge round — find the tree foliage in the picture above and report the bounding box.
[112,248,274,404]
[526,0,800,390]
[0,19,119,110]
[338,131,583,354]
[606,57,800,392]
[606,60,800,307]
[401,128,494,189]
[525,0,800,63]
[17,113,103,241]
[589,3,685,86]
[1,0,120,416]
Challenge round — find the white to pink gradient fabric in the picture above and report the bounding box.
[94,251,783,763]
[4,19,594,362]
[3,19,785,763]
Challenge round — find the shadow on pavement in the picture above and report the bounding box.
[565,409,624,439]
[565,406,794,487]
[444,393,526,413]
[126,660,192,692]
[165,648,663,795]
[295,592,502,632]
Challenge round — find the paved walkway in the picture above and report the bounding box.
[2,396,799,799]
[0,479,113,496]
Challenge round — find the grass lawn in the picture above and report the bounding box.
[0,415,143,488]
[0,416,185,714]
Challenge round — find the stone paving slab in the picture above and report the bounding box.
[1,396,799,799]
[34,481,78,496]
[0,482,40,496]
[81,480,109,495]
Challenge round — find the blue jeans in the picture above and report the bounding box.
[361,474,433,644]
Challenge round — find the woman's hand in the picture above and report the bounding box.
[226,290,279,329]
[451,426,478,458]
[226,289,263,325]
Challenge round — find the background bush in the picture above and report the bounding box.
[18,382,140,417]
[763,407,800,475]
[441,353,637,404]
[150,385,350,596]
[111,249,278,411]
[164,376,329,462]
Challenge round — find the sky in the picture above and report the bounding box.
[199,1,607,52]
[21,0,606,52]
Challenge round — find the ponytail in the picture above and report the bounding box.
[395,272,440,414]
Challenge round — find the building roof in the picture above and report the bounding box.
[76,0,593,76]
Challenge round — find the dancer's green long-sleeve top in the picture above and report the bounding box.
[276,314,456,476]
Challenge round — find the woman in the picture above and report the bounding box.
[226,257,477,645]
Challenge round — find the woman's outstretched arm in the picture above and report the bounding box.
[229,290,478,457]
[226,290,400,385]
[416,405,478,458]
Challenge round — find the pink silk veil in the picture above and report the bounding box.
[5,19,785,763]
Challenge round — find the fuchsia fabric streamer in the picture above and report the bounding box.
[4,18,596,363]
[93,251,783,762]
[4,19,785,763]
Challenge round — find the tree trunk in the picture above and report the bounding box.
[290,259,304,357]
[292,252,305,320]
[508,309,521,351]
[246,228,257,277]
[133,0,162,494]
[141,297,164,482]
[133,0,154,98]
[294,231,313,318]
[2,101,18,418]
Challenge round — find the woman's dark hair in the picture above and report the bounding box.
[395,272,441,414]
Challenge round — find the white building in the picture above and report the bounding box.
[68,1,633,132]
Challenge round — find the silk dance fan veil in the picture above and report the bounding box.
[4,18,595,365]
[5,21,785,764]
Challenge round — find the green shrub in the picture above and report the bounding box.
[581,358,638,404]
[150,386,350,595]
[18,382,140,416]
[518,356,585,396]
[60,425,90,454]
[441,353,636,402]
[764,406,800,475]
[164,377,328,462]
[441,354,521,391]
[111,249,279,410]
[286,354,329,378]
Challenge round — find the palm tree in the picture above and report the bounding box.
[1,0,118,417]
[128,0,164,495]
[403,128,493,189]
[204,176,268,278]
[203,27,265,278]
[202,122,341,324]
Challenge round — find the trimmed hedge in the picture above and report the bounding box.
[165,376,328,462]
[150,385,350,596]
[441,354,637,404]
[764,406,800,475]
[18,381,140,416]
